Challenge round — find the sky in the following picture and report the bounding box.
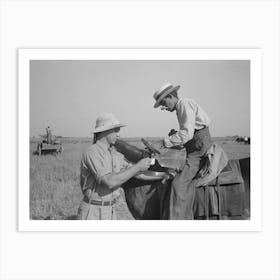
[30,60,250,138]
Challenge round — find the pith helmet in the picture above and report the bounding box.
[93,113,126,133]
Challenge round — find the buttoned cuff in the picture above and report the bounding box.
[164,137,173,148]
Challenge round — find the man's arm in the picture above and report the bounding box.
[100,158,152,189]
[164,99,196,147]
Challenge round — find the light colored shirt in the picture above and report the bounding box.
[164,98,210,147]
[80,140,130,201]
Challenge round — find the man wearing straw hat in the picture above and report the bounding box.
[77,113,153,220]
[153,83,213,219]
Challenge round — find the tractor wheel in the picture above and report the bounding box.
[38,145,41,156]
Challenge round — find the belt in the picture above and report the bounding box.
[83,196,117,206]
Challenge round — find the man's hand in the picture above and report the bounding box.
[84,188,92,199]
[136,157,153,171]
[161,169,177,184]
[163,137,173,148]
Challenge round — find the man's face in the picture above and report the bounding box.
[160,96,176,112]
[106,127,121,145]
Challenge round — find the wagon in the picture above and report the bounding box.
[36,141,63,155]
[36,126,63,155]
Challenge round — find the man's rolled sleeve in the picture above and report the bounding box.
[164,137,174,148]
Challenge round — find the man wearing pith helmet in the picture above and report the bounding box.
[77,113,152,220]
[153,83,213,219]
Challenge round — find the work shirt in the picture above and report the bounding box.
[164,98,210,148]
[80,140,130,202]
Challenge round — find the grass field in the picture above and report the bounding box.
[30,137,250,220]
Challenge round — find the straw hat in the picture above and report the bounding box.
[153,83,180,108]
[93,113,126,133]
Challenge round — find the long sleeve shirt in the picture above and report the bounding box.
[164,98,211,148]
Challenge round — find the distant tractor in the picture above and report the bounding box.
[236,136,250,145]
[36,126,63,155]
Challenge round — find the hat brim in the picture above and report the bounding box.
[93,123,126,133]
[154,85,180,108]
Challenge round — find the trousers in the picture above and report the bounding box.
[169,127,213,220]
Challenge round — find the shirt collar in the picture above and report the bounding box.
[95,140,111,151]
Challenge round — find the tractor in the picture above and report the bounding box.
[36,126,63,155]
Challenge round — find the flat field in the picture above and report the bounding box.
[29,137,250,220]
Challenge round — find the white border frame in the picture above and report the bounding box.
[19,48,262,232]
